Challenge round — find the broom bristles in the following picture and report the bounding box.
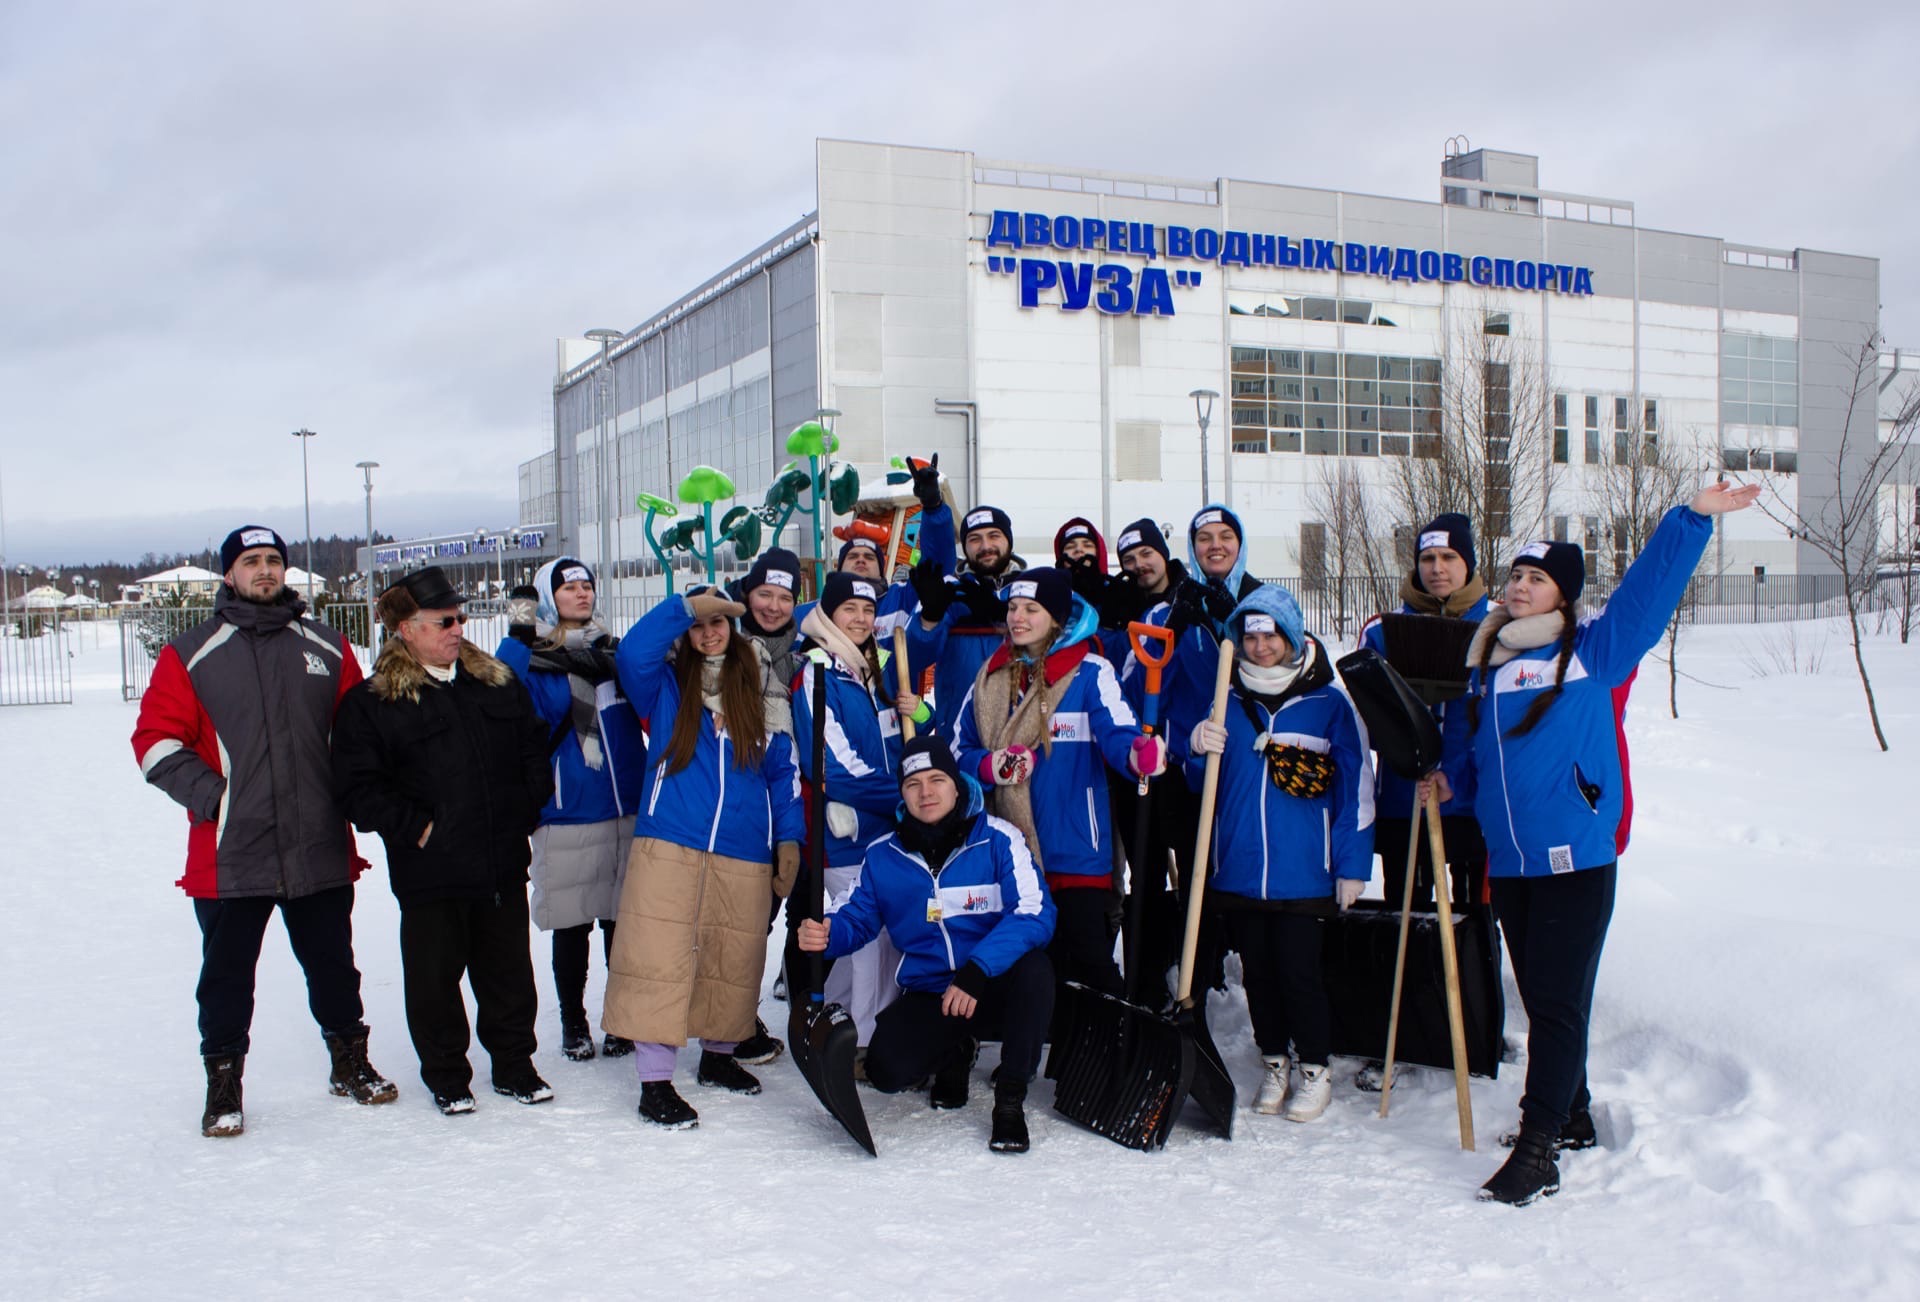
[1379,613,1480,684]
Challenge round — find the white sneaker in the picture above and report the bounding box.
[1284,1064,1332,1122]
[1253,1056,1291,1115]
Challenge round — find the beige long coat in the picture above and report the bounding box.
[602,837,773,1046]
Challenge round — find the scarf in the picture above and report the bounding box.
[529,626,620,769]
[422,661,456,684]
[1398,571,1488,618]
[1236,639,1321,748]
[896,803,974,872]
[1465,606,1571,668]
[969,640,1087,872]
[700,652,729,724]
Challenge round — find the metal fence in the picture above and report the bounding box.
[120,606,213,700]
[1,614,74,706]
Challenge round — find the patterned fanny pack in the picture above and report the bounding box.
[1262,742,1335,798]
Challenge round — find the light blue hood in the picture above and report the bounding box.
[1186,503,1250,594]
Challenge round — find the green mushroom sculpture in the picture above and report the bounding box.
[671,465,762,584]
[762,420,860,589]
[634,491,682,595]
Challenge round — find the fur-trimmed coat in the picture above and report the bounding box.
[332,638,554,905]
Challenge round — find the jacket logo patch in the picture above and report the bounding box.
[1512,666,1548,690]
[936,883,1002,915]
[1048,711,1089,742]
[303,652,328,677]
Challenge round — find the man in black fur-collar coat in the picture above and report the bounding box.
[331,566,556,1117]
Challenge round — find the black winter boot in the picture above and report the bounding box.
[989,1078,1030,1154]
[639,1080,698,1129]
[201,1053,245,1137]
[560,1017,596,1062]
[491,1068,554,1105]
[325,1030,398,1105]
[930,1038,978,1111]
[602,1033,635,1058]
[1499,1104,1596,1153]
[696,1050,762,1095]
[1479,1121,1561,1205]
[732,1017,785,1066]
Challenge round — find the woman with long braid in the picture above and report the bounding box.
[1423,480,1759,1205]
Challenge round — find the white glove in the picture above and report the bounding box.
[826,801,859,840]
[1189,719,1227,756]
[1336,878,1365,911]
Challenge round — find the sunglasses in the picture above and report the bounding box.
[414,612,467,629]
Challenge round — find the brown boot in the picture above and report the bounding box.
[326,1030,399,1105]
[201,1053,245,1138]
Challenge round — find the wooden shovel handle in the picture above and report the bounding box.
[892,628,916,742]
[1175,639,1236,1008]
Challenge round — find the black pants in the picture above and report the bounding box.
[1049,887,1123,998]
[193,884,366,1057]
[398,890,540,1096]
[1375,814,1488,911]
[551,920,616,1024]
[1219,909,1330,1065]
[865,949,1055,1091]
[1114,775,1189,1005]
[1491,864,1617,1134]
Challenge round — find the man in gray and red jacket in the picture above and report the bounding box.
[131,524,396,1139]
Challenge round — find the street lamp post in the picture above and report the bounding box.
[585,329,622,588]
[291,428,317,604]
[1189,389,1219,504]
[355,460,379,652]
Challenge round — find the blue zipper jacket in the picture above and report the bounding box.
[1181,636,1376,901]
[793,644,907,867]
[1129,504,1262,757]
[614,597,806,860]
[823,778,1055,993]
[1357,591,1490,820]
[952,598,1141,883]
[495,633,647,826]
[1464,505,1711,878]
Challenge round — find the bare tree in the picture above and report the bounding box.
[1590,418,1706,716]
[1751,337,1918,751]
[1380,301,1560,580]
[1300,459,1397,643]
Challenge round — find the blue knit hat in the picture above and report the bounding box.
[1228,584,1306,663]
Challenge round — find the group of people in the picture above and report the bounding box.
[134,463,1759,1203]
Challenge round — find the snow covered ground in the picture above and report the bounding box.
[2,618,1916,1299]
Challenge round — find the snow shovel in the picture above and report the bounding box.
[1047,635,1236,1150]
[788,664,877,1156]
[1334,647,1476,1151]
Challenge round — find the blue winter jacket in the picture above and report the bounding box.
[614,598,806,860]
[1139,503,1262,757]
[952,598,1142,883]
[823,778,1055,993]
[1181,636,1376,901]
[1464,505,1711,878]
[1357,590,1490,821]
[792,644,907,867]
[496,634,647,826]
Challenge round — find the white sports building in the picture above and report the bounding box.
[521,139,1918,603]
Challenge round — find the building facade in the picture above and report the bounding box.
[531,139,1907,598]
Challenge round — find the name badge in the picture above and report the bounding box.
[925,899,944,923]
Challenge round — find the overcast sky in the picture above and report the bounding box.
[4,0,1916,566]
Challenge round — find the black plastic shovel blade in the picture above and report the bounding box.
[1172,1003,1237,1141]
[788,997,876,1156]
[1046,982,1235,1150]
[1335,648,1445,782]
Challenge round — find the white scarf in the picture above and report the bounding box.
[798,605,875,688]
[1466,607,1570,668]
[1239,641,1311,752]
[422,661,457,684]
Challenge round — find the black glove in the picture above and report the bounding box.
[1067,559,1109,605]
[911,453,942,514]
[953,572,1005,625]
[1099,573,1156,628]
[909,556,956,623]
[506,585,539,644]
